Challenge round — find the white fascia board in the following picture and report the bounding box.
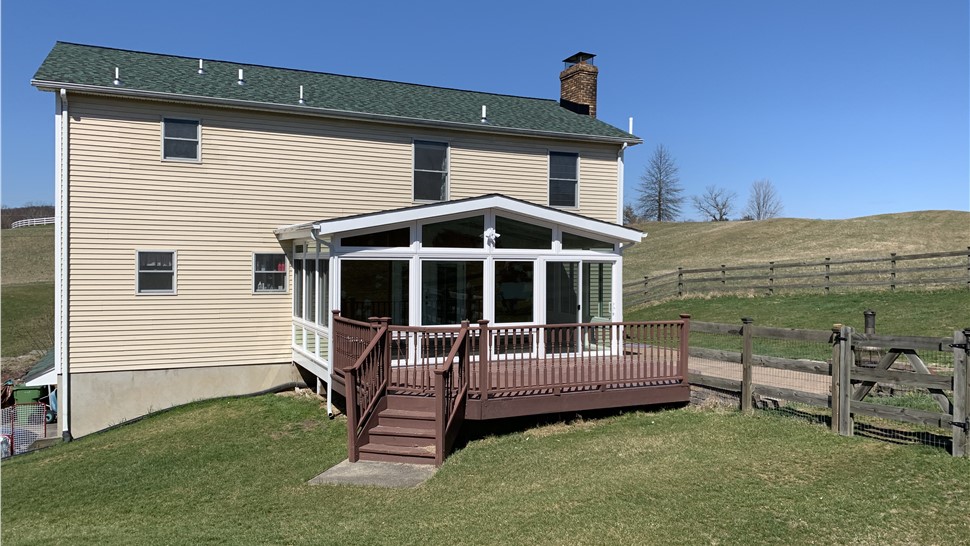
[25,369,57,387]
[296,196,644,243]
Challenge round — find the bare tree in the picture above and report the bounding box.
[691,185,736,221]
[637,144,684,222]
[744,179,783,220]
[622,204,642,226]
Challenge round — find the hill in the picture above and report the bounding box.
[1,225,55,285]
[622,210,970,282]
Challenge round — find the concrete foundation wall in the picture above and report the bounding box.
[65,361,302,437]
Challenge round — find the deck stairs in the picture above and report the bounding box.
[357,394,438,465]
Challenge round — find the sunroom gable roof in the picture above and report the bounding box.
[275,194,644,243]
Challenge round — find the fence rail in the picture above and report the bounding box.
[687,316,970,457]
[625,248,970,306]
[10,217,55,229]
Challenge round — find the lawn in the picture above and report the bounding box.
[1,282,54,357]
[3,394,969,545]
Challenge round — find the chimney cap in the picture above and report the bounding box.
[563,52,596,67]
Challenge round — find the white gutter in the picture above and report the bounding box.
[31,80,643,147]
[617,142,628,224]
[55,89,71,441]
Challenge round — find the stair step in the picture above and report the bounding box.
[385,394,435,412]
[358,442,436,464]
[380,408,435,421]
[371,425,435,438]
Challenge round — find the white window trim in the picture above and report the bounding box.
[252,252,288,295]
[412,139,450,203]
[136,249,177,295]
[548,150,580,209]
[160,117,201,163]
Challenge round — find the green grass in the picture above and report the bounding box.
[1,225,55,285]
[628,288,970,339]
[623,210,970,282]
[3,395,969,545]
[1,282,54,357]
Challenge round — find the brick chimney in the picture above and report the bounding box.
[559,52,598,117]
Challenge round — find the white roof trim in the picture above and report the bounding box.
[276,195,644,243]
[25,369,56,387]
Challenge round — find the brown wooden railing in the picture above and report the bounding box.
[434,320,471,466]
[334,314,390,462]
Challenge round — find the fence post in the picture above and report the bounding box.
[952,328,969,457]
[830,324,842,434]
[478,319,490,402]
[768,262,774,296]
[824,257,831,295]
[677,267,684,298]
[890,253,897,291]
[838,325,854,436]
[720,265,726,287]
[643,275,650,301]
[966,247,970,291]
[741,317,754,414]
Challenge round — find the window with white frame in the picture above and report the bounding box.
[549,151,579,207]
[413,140,448,201]
[253,253,287,293]
[162,118,200,161]
[137,251,176,294]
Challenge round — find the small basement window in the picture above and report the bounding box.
[163,118,200,161]
[137,251,176,294]
[254,253,287,293]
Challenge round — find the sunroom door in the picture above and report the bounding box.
[545,261,580,354]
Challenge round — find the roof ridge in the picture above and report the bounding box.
[53,41,560,104]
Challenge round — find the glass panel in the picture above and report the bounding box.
[495,216,552,250]
[340,260,409,324]
[305,260,316,323]
[582,262,613,322]
[421,261,484,325]
[549,179,576,207]
[545,262,579,323]
[414,141,448,171]
[139,272,173,292]
[413,171,447,201]
[254,254,285,272]
[317,260,329,325]
[139,252,173,271]
[562,232,614,251]
[164,119,198,139]
[341,227,410,247]
[164,139,198,160]
[255,272,286,292]
[254,254,286,292]
[293,258,303,318]
[317,333,329,358]
[422,215,483,248]
[549,152,577,180]
[494,261,534,323]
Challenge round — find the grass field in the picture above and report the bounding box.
[1,225,55,285]
[3,395,969,545]
[627,287,970,338]
[1,283,54,358]
[623,210,970,282]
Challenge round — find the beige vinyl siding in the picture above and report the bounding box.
[66,94,621,373]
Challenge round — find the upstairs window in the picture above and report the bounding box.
[253,253,287,293]
[137,251,176,294]
[414,140,448,201]
[163,118,200,161]
[549,151,578,207]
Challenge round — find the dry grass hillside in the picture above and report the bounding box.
[2,225,55,285]
[623,210,970,282]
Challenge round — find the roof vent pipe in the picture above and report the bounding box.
[237,69,245,86]
[198,59,205,75]
[481,105,487,123]
[299,85,305,105]
[112,67,121,86]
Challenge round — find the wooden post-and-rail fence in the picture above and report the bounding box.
[626,248,970,306]
[689,316,970,457]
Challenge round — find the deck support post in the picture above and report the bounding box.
[678,314,691,386]
[478,320,490,401]
[741,317,754,414]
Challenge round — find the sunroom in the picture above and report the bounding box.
[275,194,649,408]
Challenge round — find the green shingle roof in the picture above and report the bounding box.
[33,42,640,144]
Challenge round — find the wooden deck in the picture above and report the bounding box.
[331,315,692,465]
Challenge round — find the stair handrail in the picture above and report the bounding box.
[433,320,470,466]
[344,317,390,463]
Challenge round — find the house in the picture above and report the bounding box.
[32,43,690,461]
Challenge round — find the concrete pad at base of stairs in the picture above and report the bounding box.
[308,459,437,488]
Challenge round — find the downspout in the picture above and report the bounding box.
[310,228,336,418]
[56,89,71,442]
[617,142,628,225]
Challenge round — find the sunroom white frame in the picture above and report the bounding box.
[276,194,643,416]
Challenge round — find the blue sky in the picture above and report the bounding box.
[2,0,967,219]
